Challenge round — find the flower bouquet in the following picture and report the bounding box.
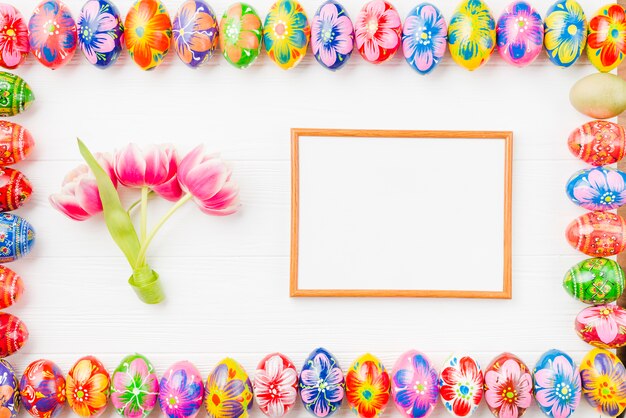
[50,140,239,304]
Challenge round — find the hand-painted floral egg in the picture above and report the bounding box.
[567,167,626,211]
[0,5,29,69]
[219,2,263,69]
[311,0,354,71]
[580,348,626,416]
[0,214,34,262]
[264,0,310,70]
[159,361,204,418]
[346,353,390,418]
[569,120,626,166]
[496,1,543,67]
[484,353,532,418]
[0,168,32,212]
[0,359,20,418]
[563,258,625,304]
[254,353,298,417]
[402,3,446,75]
[67,356,110,417]
[28,0,77,70]
[533,349,581,418]
[438,354,483,417]
[0,313,27,358]
[173,0,218,68]
[391,350,438,418]
[21,359,65,418]
[125,0,172,71]
[576,304,626,349]
[0,72,34,117]
[355,0,401,64]
[110,354,159,418]
[0,266,23,309]
[587,4,626,73]
[0,122,34,165]
[206,358,253,418]
[299,347,345,417]
[566,211,626,257]
[448,0,495,71]
[77,0,125,69]
[544,0,587,68]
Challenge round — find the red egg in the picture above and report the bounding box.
[484,353,532,418]
[0,265,23,309]
[0,167,31,212]
[566,211,626,257]
[576,304,626,349]
[0,121,34,165]
[0,312,28,357]
[568,120,626,166]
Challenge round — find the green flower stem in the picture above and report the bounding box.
[140,187,149,243]
[127,190,155,214]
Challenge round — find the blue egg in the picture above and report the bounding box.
[533,349,581,418]
[402,3,447,75]
[544,0,587,68]
[77,0,125,69]
[311,0,354,71]
[566,167,626,211]
[299,348,345,417]
[0,359,20,418]
[0,214,34,262]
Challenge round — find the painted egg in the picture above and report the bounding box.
[0,122,34,165]
[532,349,581,418]
[402,3,446,75]
[587,4,626,73]
[159,361,204,418]
[254,353,298,417]
[448,0,496,71]
[576,304,626,349]
[566,211,626,257]
[496,1,543,67]
[0,167,32,212]
[0,359,20,418]
[391,350,438,418]
[544,0,587,68]
[125,0,172,71]
[567,167,626,211]
[21,360,65,418]
[0,313,27,358]
[77,0,125,69]
[0,72,34,117]
[110,354,159,418]
[0,5,29,69]
[484,353,532,418]
[580,348,626,416]
[311,0,354,71]
[264,0,310,70]
[67,356,110,417]
[438,354,483,417]
[563,258,625,304]
[355,0,401,64]
[0,266,23,309]
[173,0,219,68]
[206,358,253,418]
[0,214,35,262]
[346,353,390,418]
[219,2,263,69]
[28,0,77,70]
[299,347,345,417]
[569,120,626,166]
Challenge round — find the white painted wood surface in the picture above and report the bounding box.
[4,0,616,416]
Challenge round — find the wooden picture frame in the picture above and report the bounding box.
[290,128,513,298]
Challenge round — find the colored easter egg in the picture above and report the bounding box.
[0,121,34,165]
[299,347,345,417]
[0,266,23,309]
[0,214,34,262]
[21,360,65,418]
[391,350,438,418]
[496,1,543,67]
[566,211,626,257]
[77,0,125,69]
[159,361,204,418]
[580,348,626,416]
[567,167,626,211]
[563,258,625,304]
[544,0,587,68]
[0,167,32,212]
[346,353,390,418]
[173,0,218,68]
[533,349,581,418]
[0,5,29,69]
[219,2,263,69]
[206,358,253,418]
[311,0,354,71]
[66,356,110,417]
[448,0,495,71]
[0,72,34,117]
[576,304,626,349]
[569,120,626,166]
[438,354,483,417]
[264,0,310,70]
[355,0,401,64]
[402,3,446,75]
[0,313,27,358]
[0,359,21,418]
[587,4,626,73]
[484,353,532,418]
[28,0,77,70]
[125,0,172,71]
[110,354,159,418]
[254,353,298,417]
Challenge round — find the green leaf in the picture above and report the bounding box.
[78,139,140,267]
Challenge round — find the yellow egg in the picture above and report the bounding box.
[448,0,496,71]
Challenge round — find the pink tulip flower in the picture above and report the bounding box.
[49,153,117,221]
[114,143,170,188]
[151,145,183,201]
[178,146,240,216]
